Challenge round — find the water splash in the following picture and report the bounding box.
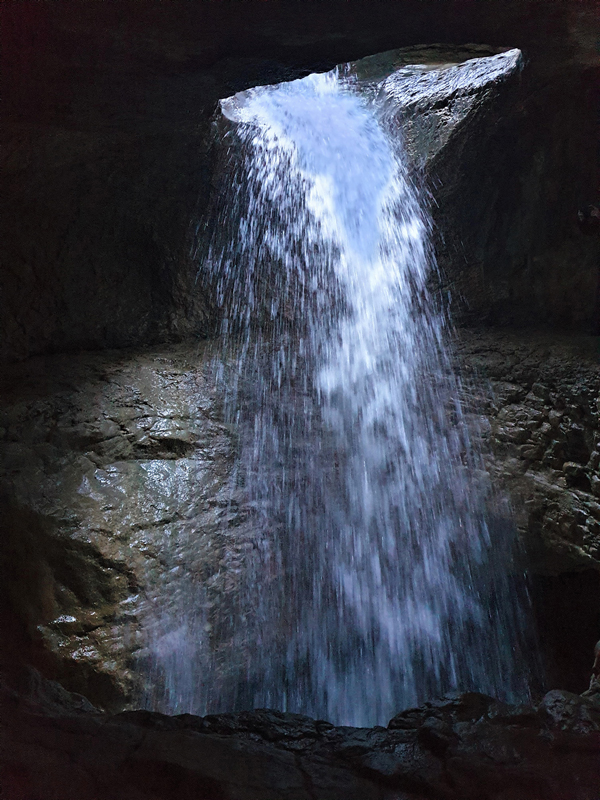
[189,68,532,726]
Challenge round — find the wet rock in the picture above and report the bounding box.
[456,329,600,576]
[563,461,591,492]
[214,46,522,331]
[379,48,522,169]
[539,689,600,735]
[221,46,522,171]
[455,329,600,693]
[1,330,599,709]
[2,670,600,800]
[0,343,251,710]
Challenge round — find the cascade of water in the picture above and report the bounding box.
[163,68,534,726]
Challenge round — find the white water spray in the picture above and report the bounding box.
[154,63,534,726]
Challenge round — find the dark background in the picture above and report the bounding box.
[2,0,600,362]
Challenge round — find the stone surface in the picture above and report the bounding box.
[2,669,600,799]
[456,329,600,576]
[456,329,600,693]
[0,331,599,708]
[2,7,599,793]
[378,47,523,169]
[0,343,251,710]
[2,1,600,361]
[220,46,522,172]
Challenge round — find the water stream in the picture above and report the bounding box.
[155,67,534,726]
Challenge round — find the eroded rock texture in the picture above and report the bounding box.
[458,331,600,575]
[2,669,600,800]
[457,330,600,693]
[0,332,598,711]
[0,344,251,709]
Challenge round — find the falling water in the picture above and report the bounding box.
[173,66,533,726]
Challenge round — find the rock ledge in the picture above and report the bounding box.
[2,671,600,800]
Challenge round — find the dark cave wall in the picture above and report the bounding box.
[1,0,599,362]
[0,0,600,739]
[429,64,600,330]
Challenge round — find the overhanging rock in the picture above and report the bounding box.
[211,45,523,320]
[219,44,523,171]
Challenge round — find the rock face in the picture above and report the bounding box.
[1,5,600,795]
[2,1,599,361]
[0,332,599,710]
[456,330,600,693]
[0,344,251,709]
[2,669,600,800]
[220,46,522,169]
[457,330,600,575]
[377,47,523,168]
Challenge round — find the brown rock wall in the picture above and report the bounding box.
[0,343,248,709]
[0,332,598,707]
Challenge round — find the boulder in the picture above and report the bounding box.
[0,343,251,710]
[219,45,522,171]
[2,668,600,800]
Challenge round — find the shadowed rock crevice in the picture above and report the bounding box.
[530,569,600,694]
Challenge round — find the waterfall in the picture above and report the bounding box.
[158,66,534,727]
